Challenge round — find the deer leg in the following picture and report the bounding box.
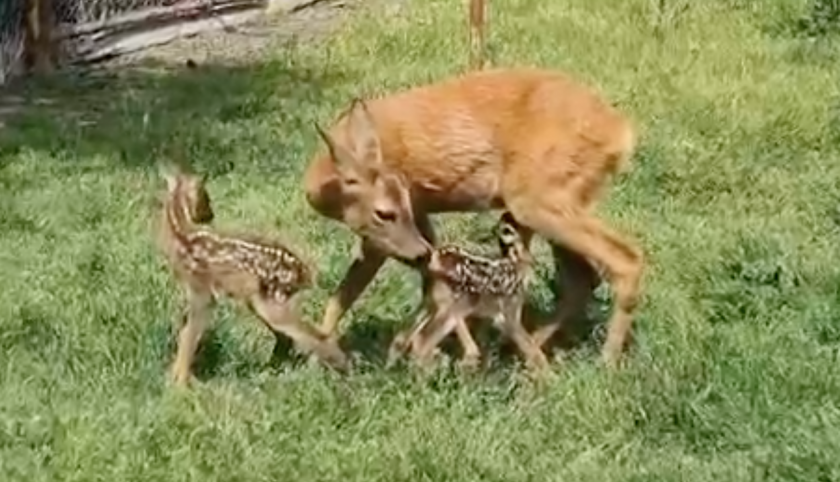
[318,239,387,341]
[253,293,350,372]
[499,300,550,373]
[171,287,213,386]
[415,213,480,365]
[532,244,601,349]
[511,204,643,369]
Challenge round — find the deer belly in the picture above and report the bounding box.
[416,170,505,212]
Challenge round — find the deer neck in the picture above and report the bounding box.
[164,186,200,245]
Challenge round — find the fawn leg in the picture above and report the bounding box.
[253,294,350,372]
[510,204,643,369]
[412,270,481,366]
[499,300,550,372]
[318,239,386,341]
[532,244,601,348]
[171,287,213,386]
[453,318,481,369]
[387,307,432,368]
[388,301,479,369]
[416,213,481,365]
[412,302,466,370]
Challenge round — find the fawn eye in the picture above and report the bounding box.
[373,209,397,223]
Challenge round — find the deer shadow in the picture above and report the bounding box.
[0,54,350,178]
[336,282,614,374]
[523,270,614,356]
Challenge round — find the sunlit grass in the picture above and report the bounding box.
[1,0,839,480]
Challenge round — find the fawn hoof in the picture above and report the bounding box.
[331,353,352,373]
[600,343,624,370]
[457,354,481,373]
[314,343,352,374]
[601,353,620,370]
[386,332,411,368]
[169,369,194,388]
[531,321,563,348]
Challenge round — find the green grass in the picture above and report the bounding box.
[2,0,840,479]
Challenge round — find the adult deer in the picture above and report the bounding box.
[304,67,644,368]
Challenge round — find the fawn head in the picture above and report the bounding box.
[496,212,532,264]
[314,98,431,263]
[160,162,214,225]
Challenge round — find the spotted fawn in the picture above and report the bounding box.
[388,212,549,372]
[156,163,349,386]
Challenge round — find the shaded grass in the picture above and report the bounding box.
[2,0,840,480]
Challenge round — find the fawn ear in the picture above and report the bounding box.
[158,162,180,191]
[345,98,383,169]
[314,122,366,184]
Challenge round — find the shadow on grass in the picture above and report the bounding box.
[520,272,614,357]
[156,308,309,383]
[338,282,615,373]
[0,54,350,177]
[190,325,308,381]
[340,314,406,367]
[339,313,543,372]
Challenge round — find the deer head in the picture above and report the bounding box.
[160,162,215,225]
[314,99,432,263]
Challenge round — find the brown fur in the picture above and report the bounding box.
[156,163,349,386]
[304,67,643,370]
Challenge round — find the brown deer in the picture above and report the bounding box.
[387,211,546,372]
[156,163,349,386]
[304,67,644,370]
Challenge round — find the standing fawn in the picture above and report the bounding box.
[387,211,547,372]
[304,67,644,370]
[156,163,349,386]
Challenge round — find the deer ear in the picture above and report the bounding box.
[345,98,383,168]
[315,122,364,183]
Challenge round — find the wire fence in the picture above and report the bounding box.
[0,0,233,85]
[0,0,25,85]
[56,0,184,24]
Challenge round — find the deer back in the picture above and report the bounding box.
[304,67,634,260]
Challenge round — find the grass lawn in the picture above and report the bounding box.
[2,0,840,479]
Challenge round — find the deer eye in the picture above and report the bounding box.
[373,209,397,223]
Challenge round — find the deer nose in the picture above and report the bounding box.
[403,249,432,269]
[417,250,433,264]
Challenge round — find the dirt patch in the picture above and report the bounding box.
[0,0,390,129]
[103,0,359,69]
